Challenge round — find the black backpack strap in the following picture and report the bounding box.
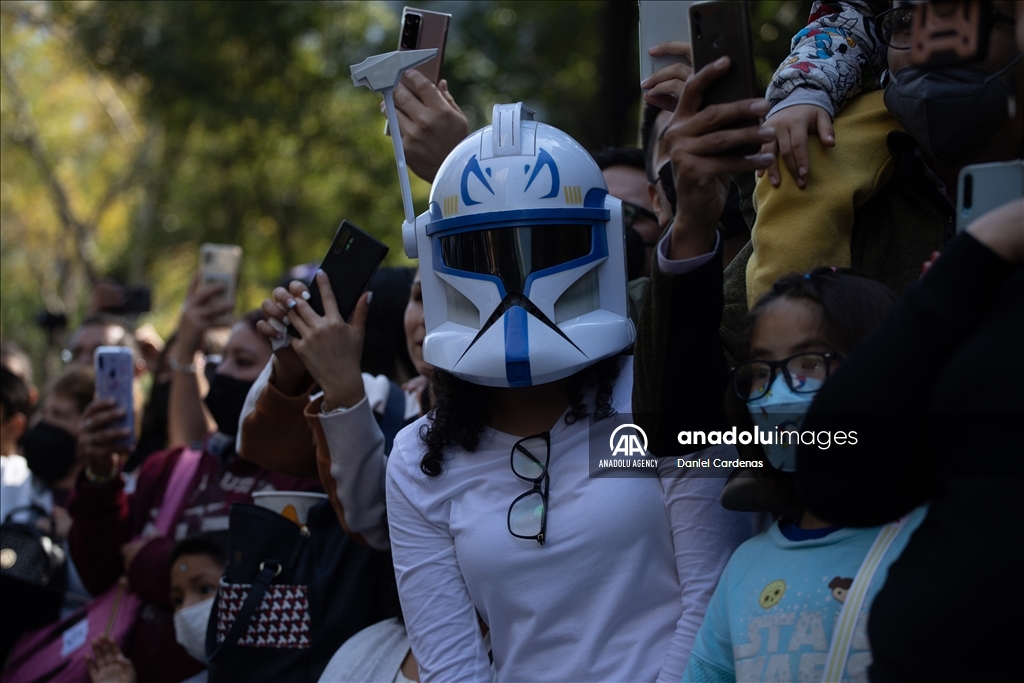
[206,560,281,661]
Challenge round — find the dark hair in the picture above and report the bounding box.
[419,356,621,477]
[640,102,665,182]
[1,367,31,421]
[742,267,899,361]
[48,365,96,415]
[169,534,227,569]
[1,341,34,386]
[590,146,647,173]
[362,267,417,382]
[240,310,270,348]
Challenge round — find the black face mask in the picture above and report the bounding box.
[203,374,254,437]
[883,55,1021,165]
[22,422,78,485]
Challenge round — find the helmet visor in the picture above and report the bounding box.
[439,225,592,294]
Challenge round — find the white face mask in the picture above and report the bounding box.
[174,596,214,663]
[746,373,822,472]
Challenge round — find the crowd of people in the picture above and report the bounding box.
[1,2,1022,682]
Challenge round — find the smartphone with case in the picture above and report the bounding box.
[385,7,452,136]
[638,1,695,88]
[94,346,135,449]
[688,1,760,156]
[287,221,389,338]
[199,244,242,324]
[956,161,1024,234]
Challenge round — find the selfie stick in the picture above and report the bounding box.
[350,49,438,235]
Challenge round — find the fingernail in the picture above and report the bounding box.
[715,56,728,66]
[648,47,657,55]
[826,135,834,143]
[759,126,775,139]
[751,100,770,113]
[366,291,374,304]
[286,299,297,309]
[798,166,806,177]
[281,315,290,326]
[301,290,311,301]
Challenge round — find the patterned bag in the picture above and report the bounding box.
[205,501,390,683]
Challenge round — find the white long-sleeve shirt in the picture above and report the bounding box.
[386,356,757,683]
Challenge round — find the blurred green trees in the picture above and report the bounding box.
[1,0,810,382]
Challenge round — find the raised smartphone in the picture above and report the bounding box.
[199,244,242,324]
[689,1,760,156]
[638,1,694,88]
[385,7,452,136]
[956,161,1024,234]
[287,221,390,338]
[94,346,135,449]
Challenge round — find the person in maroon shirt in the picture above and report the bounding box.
[70,295,319,683]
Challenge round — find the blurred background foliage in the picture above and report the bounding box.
[1,0,810,382]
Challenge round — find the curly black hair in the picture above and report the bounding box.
[418,356,622,477]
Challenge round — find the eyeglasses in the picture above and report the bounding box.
[621,200,659,233]
[732,352,839,402]
[875,6,1016,50]
[507,432,550,546]
[654,162,677,214]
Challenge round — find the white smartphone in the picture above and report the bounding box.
[639,0,695,88]
[956,161,1024,234]
[199,243,242,322]
[95,346,135,449]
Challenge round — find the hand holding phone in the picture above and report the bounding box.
[386,7,451,136]
[276,273,372,412]
[639,1,694,86]
[199,244,242,325]
[658,57,773,260]
[688,1,760,156]
[79,346,136,476]
[287,220,389,338]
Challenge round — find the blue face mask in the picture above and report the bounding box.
[746,373,823,472]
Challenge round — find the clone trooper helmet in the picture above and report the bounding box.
[402,103,635,387]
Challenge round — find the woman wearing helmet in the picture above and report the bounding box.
[384,104,757,683]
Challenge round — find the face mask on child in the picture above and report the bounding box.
[746,373,823,473]
[174,596,214,663]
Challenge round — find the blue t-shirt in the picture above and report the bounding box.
[682,506,927,683]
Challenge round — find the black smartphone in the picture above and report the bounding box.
[689,1,760,156]
[287,221,390,338]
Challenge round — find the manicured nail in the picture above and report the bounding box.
[826,135,834,143]
[798,166,807,177]
[366,291,374,304]
[301,290,311,301]
[286,299,297,309]
[715,56,728,66]
[281,315,290,327]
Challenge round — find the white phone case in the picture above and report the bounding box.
[639,0,695,87]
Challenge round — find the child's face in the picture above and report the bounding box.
[170,553,223,613]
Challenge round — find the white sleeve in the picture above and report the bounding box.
[386,445,492,683]
[656,447,757,683]
[319,396,390,551]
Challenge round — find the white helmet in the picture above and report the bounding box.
[403,103,635,387]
